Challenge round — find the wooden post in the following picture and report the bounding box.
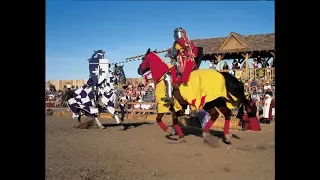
[241,52,253,79]
[214,54,225,71]
[125,102,128,119]
[270,52,275,58]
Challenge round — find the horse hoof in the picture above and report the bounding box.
[203,135,220,148]
[99,126,106,129]
[73,124,79,128]
[166,126,176,135]
[223,134,232,144]
[119,125,127,131]
[179,136,186,143]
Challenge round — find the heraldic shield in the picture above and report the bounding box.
[89,58,109,85]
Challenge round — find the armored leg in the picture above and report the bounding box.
[161,72,174,104]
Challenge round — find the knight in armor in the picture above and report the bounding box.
[67,50,125,130]
[164,27,199,103]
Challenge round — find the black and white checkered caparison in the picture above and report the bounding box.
[67,72,118,118]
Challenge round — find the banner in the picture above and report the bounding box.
[256,68,265,79]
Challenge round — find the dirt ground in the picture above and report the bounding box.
[46,116,274,180]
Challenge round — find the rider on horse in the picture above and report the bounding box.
[164,27,199,103]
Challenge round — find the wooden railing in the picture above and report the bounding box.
[219,67,275,81]
[117,102,157,119]
[45,100,158,118]
[46,101,240,120]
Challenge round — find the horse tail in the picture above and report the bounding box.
[219,72,250,108]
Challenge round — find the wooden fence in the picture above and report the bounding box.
[46,78,145,91]
[220,67,275,82]
[45,100,157,114]
[46,101,239,119]
[116,102,157,119]
[46,80,88,90]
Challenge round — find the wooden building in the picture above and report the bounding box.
[192,32,275,81]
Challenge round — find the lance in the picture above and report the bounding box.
[125,49,168,60]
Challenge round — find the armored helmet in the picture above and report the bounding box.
[174,27,186,41]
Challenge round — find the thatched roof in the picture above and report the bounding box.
[192,32,274,55]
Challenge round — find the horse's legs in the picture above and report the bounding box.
[217,106,233,143]
[119,103,125,120]
[94,117,105,129]
[169,107,185,141]
[201,106,220,148]
[156,113,167,131]
[202,107,219,135]
[77,115,81,125]
[107,106,126,130]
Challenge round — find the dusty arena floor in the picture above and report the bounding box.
[46,116,275,180]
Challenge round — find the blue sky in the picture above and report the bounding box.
[46,0,274,81]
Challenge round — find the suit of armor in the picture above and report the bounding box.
[164,28,198,103]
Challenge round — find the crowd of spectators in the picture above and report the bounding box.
[118,80,156,114]
[46,61,275,120]
[209,57,276,122]
[243,78,275,122]
[214,56,275,70]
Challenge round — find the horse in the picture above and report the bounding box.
[137,48,250,148]
[113,64,126,85]
[66,64,127,130]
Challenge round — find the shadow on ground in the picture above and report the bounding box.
[75,120,154,130]
[102,122,154,128]
[179,126,241,144]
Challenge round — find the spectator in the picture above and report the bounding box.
[252,59,259,68]
[249,78,259,91]
[261,94,275,124]
[260,58,269,68]
[147,81,155,89]
[122,82,129,90]
[244,79,249,92]
[209,60,216,70]
[251,90,260,103]
[222,61,229,70]
[263,82,272,91]
[265,89,273,97]
[66,82,71,90]
[138,82,144,88]
[237,95,261,131]
[232,60,240,69]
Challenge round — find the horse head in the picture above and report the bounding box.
[137,48,160,76]
[113,64,126,85]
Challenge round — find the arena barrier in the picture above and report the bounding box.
[48,101,241,130]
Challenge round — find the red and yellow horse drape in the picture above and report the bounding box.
[155,67,241,113]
